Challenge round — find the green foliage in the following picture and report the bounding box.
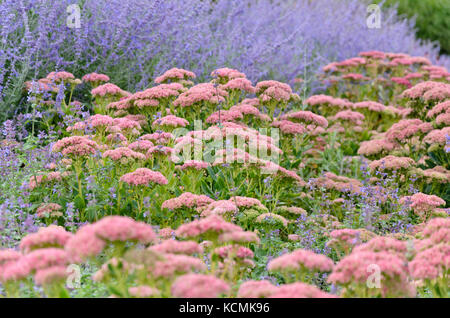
[376,0,450,55]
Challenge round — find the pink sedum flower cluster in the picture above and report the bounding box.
[52,136,99,157]
[268,248,334,273]
[120,168,168,186]
[171,273,230,298]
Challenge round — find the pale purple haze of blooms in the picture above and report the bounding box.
[1,0,449,119]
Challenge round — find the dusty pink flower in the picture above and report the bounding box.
[28,172,63,190]
[128,286,160,297]
[0,260,31,283]
[241,98,260,106]
[36,203,63,218]
[359,50,386,59]
[52,136,99,157]
[357,139,396,156]
[200,200,238,217]
[155,68,196,84]
[141,132,174,144]
[212,68,246,80]
[213,148,260,167]
[269,282,337,298]
[103,147,146,162]
[92,216,156,243]
[206,110,243,124]
[123,114,147,126]
[353,237,407,259]
[112,117,141,131]
[427,100,450,118]
[272,120,307,135]
[353,101,386,112]
[146,145,175,158]
[408,56,432,65]
[162,192,214,211]
[173,83,227,107]
[46,71,75,83]
[369,155,415,172]
[256,80,292,95]
[400,193,445,214]
[409,244,449,280]
[150,240,203,255]
[322,62,339,73]
[128,139,154,152]
[66,121,87,132]
[175,215,242,239]
[237,280,278,298]
[25,78,58,93]
[34,266,68,286]
[171,273,230,298]
[404,72,424,80]
[326,229,366,253]
[218,231,260,244]
[91,83,128,97]
[88,114,114,128]
[19,248,69,272]
[106,97,134,111]
[330,110,365,125]
[261,161,306,185]
[423,85,450,101]
[401,81,448,99]
[391,77,411,87]
[120,168,168,186]
[259,86,291,102]
[428,228,450,245]
[229,103,261,117]
[20,225,73,253]
[129,84,185,108]
[228,196,265,209]
[65,224,106,262]
[220,78,255,93]
[424,127,450,145]
[106,133,128,146]
[159,227,176,239]
[281,111,328,128]
[0,249,21,266]
[328,251,413,297]
[435,112,450,126]
[385,119,433,143]
[336,57,366,68]
[268,248,334,273]
[389,57,415,66]
[342,73,369,81]
[152,115,189,129]
[423,218,450,237]
[173,135,203,149]
[175,160,210,171]
[214,245,254,260]
[306,95,353,109]
[384,105,413,118]
[151,253,206,278]
[82,72,110,83]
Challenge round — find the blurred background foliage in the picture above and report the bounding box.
[375,0,450,55]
